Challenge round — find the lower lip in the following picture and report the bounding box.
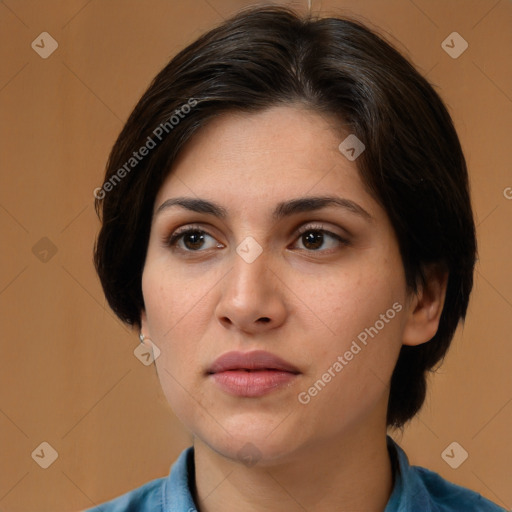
[210,370,298,397]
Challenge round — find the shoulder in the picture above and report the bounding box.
[411,465,507,512]
[386,436,506,512]
[82,476,166,511]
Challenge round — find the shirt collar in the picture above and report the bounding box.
[385,434,435,512]
[163,445,197,511]
[163,436,430,512]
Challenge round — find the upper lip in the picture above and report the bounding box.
[207,350,300,374]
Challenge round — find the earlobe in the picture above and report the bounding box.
[402,264,449,347]
[140,309,148,336]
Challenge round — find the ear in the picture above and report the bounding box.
[402,263,449,347]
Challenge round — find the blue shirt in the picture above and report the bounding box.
[85,436,506,511]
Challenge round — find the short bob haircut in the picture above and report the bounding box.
[94,6,477,429]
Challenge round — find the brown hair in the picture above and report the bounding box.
[94,6,477,428]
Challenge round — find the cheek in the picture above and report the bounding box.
[142,267,190,373]
[142,261,210,337]
[308,262,404,339]
[295,268,405,427]
[142,266,205,422]
[142,263,215,390]
[299,251,407,390]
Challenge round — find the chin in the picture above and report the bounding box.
[194,413,307,467]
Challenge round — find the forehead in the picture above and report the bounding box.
[154,105,375,217]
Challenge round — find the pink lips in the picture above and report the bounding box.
[207,350,300,397]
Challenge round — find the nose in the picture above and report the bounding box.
[215,247,287,334]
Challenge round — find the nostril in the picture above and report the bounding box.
[258,317,271,323]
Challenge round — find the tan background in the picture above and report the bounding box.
[0,0,511,510]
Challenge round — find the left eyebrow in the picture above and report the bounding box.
[155,195,373,222]
[272,196,373,222]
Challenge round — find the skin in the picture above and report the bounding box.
[140,105,448,512]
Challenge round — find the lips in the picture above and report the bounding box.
[207,350,300,375]
[207,350,300,398]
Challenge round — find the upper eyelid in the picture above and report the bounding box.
[296,222,340,234]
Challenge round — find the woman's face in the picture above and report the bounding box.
[141,105,412,464]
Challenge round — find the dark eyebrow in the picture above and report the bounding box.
[156,195,373,222]
[272,196,373,222]
[156,197,228,218]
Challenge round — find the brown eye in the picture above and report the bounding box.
[294,225,349,252]
[181,231,206,250]
[167,228,220,252]
[301,231,324,250]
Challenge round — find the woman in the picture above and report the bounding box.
[88,6,505,511]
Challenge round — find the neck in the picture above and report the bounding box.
[192,419,394,512]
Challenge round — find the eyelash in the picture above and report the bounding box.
[165,223,350,254]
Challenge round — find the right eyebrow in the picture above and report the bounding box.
[156,197,228,218]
